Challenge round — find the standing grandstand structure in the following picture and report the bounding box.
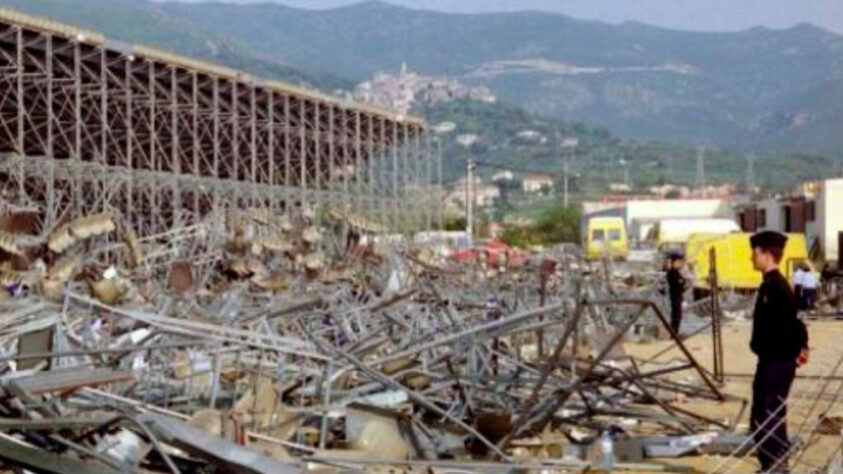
[0,8,440,240]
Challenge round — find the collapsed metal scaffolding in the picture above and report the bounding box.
[0,8,441,238]
[0,221,753,472]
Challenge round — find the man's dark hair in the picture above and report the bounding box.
[750,232,787,264]
[755,245,784,263]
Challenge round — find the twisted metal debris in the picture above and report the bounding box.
[0,209,840,473]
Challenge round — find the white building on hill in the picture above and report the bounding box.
[522,174,554,193]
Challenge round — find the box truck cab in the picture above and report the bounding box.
[686,232,810,292]
[585,217,628,261]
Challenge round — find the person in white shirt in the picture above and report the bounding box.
[801,263,818,311]
[793,265,805,306]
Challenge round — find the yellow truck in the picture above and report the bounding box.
[686,232,810,292]
[585,217,629,261]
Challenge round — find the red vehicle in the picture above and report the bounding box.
[451,239,528,268]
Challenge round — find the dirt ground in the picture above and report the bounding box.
[621,318,843,473]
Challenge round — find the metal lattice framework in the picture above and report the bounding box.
[0,8,441,238]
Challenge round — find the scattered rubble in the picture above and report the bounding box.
[0,209,840,473]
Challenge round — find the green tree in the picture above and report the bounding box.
[534,205,581,244]
[501,225,539,248]
[501,205,581,248]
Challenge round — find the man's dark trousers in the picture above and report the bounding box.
[669,296,682,334]
[751,359,796,472]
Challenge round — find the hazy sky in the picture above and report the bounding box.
[165,0,843,34]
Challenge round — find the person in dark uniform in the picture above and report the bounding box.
[665,251,688,334]
[749,231,809,473]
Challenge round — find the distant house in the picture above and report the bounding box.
[649,184,690,198]
[491,170,514,182]
[456,134,479,147]
[473,185,501,207]
[522,174,554,193]
[447,179,500,208]
[608,183,632,193]
[516,130,542,142]
[431,121,456,134]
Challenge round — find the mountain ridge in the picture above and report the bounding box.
[0,0,352,91]
[2,0,842,157]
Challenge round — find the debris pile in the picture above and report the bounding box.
[0,210,832,473]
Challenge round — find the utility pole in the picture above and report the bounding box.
[619,158,629,188]
[745,153,756,193]
[436,137,443,230]
[696,146,706,190]
[563,159,570,208]
[562,137,577,207]
[466,159,475,243]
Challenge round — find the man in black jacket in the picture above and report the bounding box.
[749,231,809,473]
[665,251,687,334]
